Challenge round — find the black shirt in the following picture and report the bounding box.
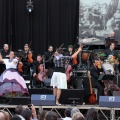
[104,48,117,57]
[32,60,43,74]
[44,51,54,68]
[90,65,101,85]
[0,49,10,59]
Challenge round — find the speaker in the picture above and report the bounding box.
[8,97,30,105]
[99,96,120,108]
[31,94,55,106]
[59,89,84,105]
[75,77,83,89]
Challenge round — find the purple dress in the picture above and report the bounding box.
[0,59,29,96]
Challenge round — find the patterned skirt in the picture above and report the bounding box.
[0,68,29,97]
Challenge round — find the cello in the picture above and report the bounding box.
[88,71,97,104]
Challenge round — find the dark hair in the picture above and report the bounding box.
[38,110,48,120]
[24,44,29,47]
[92,58,99,63]
[21,108,32,120]
[48,45,53,49]
[110,42,115,46]
[86,108,99,120]
[37,54,42,57]
[10,115,22,120]
[56,48,63,54]
[15,105,23,115]
[68,45,73,49]
[65,108,72,117]
[45,111,58,120]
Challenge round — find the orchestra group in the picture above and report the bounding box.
[0,31,120,105]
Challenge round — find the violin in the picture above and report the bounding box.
[28,51,33,63]
[18,62,23,73]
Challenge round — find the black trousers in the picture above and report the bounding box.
[92,82,103,101]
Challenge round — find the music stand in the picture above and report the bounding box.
[98,74,115,81]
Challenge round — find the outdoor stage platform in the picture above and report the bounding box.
[0,104,120,120]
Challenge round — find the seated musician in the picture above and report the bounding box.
[51,47,82,105]
[0,44,10,59]
[104,42,117,58]
[105,31,115,42]
[22,44,34,75]
[64,45,76,88]
[90,59,103,101]
[32,54,43,88]
[0,51,29,97]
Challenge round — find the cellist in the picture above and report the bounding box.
[32,54,43,88]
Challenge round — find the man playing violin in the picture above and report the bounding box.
[51,46,82,105]
[22,44,34,75]
[32,54,43,88]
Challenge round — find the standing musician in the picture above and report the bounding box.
[0,44,10,59]
[51,47,82,105]
[44,45,54,69]
[32,54,43,88]
[90,59,103,101]
[22,44,34,75]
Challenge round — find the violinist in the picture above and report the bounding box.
[22,44,34,75]
[0,44,10,59]
[44,45,54,69]
[32,54,43,88]
[51,47,82,105]
[90,59,103,101]
[15,55,23,75]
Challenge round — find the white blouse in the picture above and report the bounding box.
[3,59,18,70]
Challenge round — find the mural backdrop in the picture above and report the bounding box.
[79,0,120,44]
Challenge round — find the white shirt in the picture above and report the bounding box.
[3,58,18,69]
[62,117,72,120]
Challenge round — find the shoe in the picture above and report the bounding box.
[56,100,61,106]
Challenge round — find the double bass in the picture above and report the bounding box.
[88,71,97,104]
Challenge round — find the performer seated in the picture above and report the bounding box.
[32,54,43,88]
[105,31,115,42]
[0,51,29,97]
[90,59,103,101]
[64,45,76,88]
[0,44,10,59]
[22,44,34,75]
[104,42,117,58]
[51,47,82,105]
